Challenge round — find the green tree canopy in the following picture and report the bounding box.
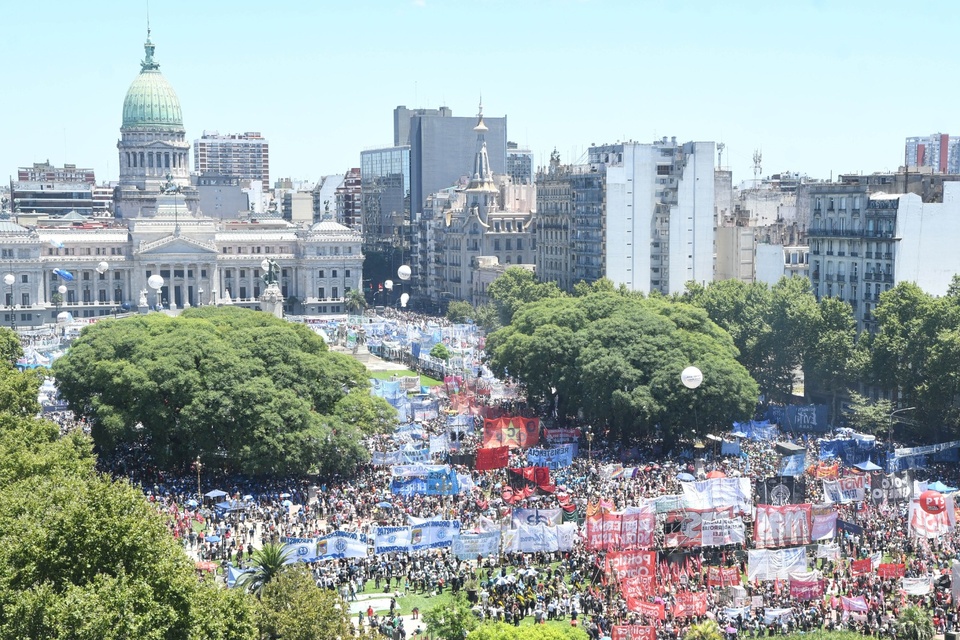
[430,342,451,362]
[52,307,395,475]
[446,300,475,324]
[423,593,479,640]
[0,397,256,639]
[487,266,564,327]
[487,287,758,443]
[468,622,588,639]
[256,564,354,640]
[895,605,935,640]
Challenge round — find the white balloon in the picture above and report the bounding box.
[400,292,410,308]
[681,366,703,389]
[397,265,412,281]
[147,274,164,290]
[384,280,394,291]
[96,261,109,274]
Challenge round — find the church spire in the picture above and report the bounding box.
[471,99,492,183]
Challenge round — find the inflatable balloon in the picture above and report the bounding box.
[400,292,410,308]
[919,489,946,514]
[397,265,412,281]
[384,280,394,291]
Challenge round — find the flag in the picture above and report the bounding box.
[475,446,509,471]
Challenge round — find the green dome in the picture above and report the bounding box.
[121,37,183,130]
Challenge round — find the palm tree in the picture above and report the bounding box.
[345,289,367,315]
[896,605,935,640]
[235,542,292,598]
[684,620,723,640]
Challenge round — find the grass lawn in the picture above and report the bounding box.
[368,369,443,387]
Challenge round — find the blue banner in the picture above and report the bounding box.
[779,453,806,477]
[765,405,829,432]
[390,466,458,496]
[732,420,779,441]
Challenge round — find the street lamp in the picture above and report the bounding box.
[198,287,204,306]
[586,428,594,460]
[3,273,15,331]
[195,456,202,502]
[147,274,164,310]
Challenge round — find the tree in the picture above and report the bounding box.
[805,297,857,420]
[895,605,935,640]
[845,392,893,436]
[52,307,386,476]
[257,564,354,640]
[487,287,757,442]
[422,593,479,640]
[473,303,501,332]
[486,267,564,326]
[430,342,451,362]
[345,288,367,315]
[446,300,474,324]
[0,405,257,639]
[684,620,724,640]
[236,544,291,599]
[0,327,22,367]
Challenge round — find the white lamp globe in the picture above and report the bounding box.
[147,274,164,291]
[96,261,109,274]
[397,265,412,281]
[681,366,704,389]
[384,280,394,291]
[260,259,270,272]
[58,284,67,295]
[3,274,14,287]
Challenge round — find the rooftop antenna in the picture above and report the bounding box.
[146,0,151,38]
[717,143,726,168]
[752,149,762,181]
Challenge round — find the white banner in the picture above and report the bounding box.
[375,526,411,554]
[822,477,867,504]
[700,517,746,547]
[503,523,577,553]
[391,464,449,477]
[282,537,317,563]
[453,531,501,560]
[816,543,841,561]
[908,498,956,538]
[512,508,563,527]
[747,547,808,581]
[901,577,933,596]
[410,520,461,551]
[429,434,449,454]
[681,478,752,513]
[317,531,368,560]
[811,506,837,541]
[953,563,960,602]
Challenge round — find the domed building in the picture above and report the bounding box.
[114,32,198,218]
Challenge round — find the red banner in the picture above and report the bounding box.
[850,558,872,575]
[586,512,623,551]
[620,576,657,610]
[878,563,905,578]
[753,503,812,548]
[632,600,665,621]
[706,566,741,587]
[672,592,708,618]
[607,551,657,581]
[482,417,539,449]
[789,578,825,600]
[475,446,508,471]
[612,625,656,640]
[621,506,657,549]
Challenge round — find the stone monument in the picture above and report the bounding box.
[258,258,284,319]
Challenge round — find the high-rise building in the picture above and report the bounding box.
[335,168,362,230]
[114,32,196,218]
[904,133,960,174]
[360,146,410,245]
[536,139,714,296]
[10,162,109,217]
[507,141,534,185]
[393,105,452,147]
[193,131,270,192]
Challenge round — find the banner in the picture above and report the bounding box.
[506,467,554,500]
[840,595,868,612]
[902,577,933,596]
[526,444,575,469]
[756,477,805,505]
[633,601,665,621]
[482,416,539,449]
[586,511,624,551]
[779,454,807,478]
[512,508,563,527]
[429,434,449,454]
[374,526,411,554]
[620,576,657,610]
[475,446,509,471]
[747,547,808,581]
[452,531,500,560]
[823,476,867,504]
[754,504,812,548]
[878,563,905,579]
[544,427,581,444]
[390,464,458,496]
[410,520,461,551]
[673,592,708,618]
[814,462,839,479]
[953,563,960,602]
[810,504,837,541]
[649,495,683,514]
[665,507,735,548]
[503,523,577,553]
[869,471,912,504]
[850,558,872,575]
[282,537,317,563]
[835,519,863,536]
[607,550,657,582]
[620,505,657,549]
[707,566,741,587]
[611,626,656,640]
[681,477,752,513]
[700,517,746,547]
[721,440,741,456]
[317,531,368,560]
[371,451,400,466]
[908,498,956,538]
[789,578,825,601]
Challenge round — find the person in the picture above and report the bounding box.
[412,606,419,620]
[367,604,374,622]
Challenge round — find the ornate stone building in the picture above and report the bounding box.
[0,33,362,328]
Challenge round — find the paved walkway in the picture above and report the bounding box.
[350,592,427,637]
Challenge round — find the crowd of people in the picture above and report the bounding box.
[76,312,960,640]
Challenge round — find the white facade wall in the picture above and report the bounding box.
[895,185,960,295]
[755,243,788,286]
[669,142,715,293]
[605,143,654,291]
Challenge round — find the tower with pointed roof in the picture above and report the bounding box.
[114,31,198,219]
[463,102,499,225]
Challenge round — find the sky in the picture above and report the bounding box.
[3,0,959,187]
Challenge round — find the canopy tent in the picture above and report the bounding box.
[854,460,883,472]
[775,442,806,457]
[204,489,227,499]
[928,481,958,493]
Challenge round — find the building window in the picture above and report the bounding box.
[20,275,28,284]
[332,270,338,278]
[239,270,246,278]
[345,269,351,278]
[318,287,325,299]
[21,293,29,307]
[332,287,339,299]
[318,270,325,278]
[239,287,247,299]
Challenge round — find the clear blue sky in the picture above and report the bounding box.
[3,0,958,186]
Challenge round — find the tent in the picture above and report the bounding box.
[928,481,958,493]
[854,460,883,472]
[204,489,227,499]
